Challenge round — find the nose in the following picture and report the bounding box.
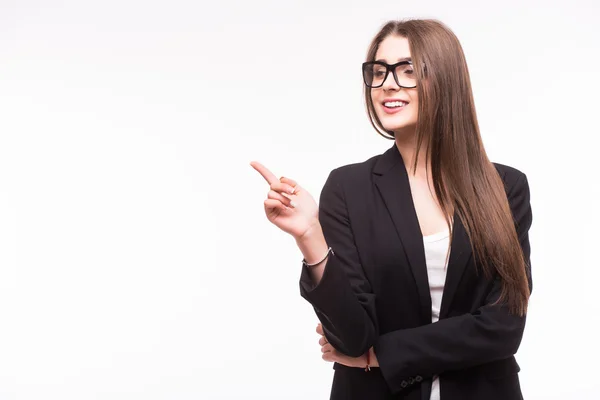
[382,70,400,91]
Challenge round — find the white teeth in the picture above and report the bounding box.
[384,101,407,108]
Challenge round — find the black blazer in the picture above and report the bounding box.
[299,144,532,400]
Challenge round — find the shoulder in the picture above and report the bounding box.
[323,156,530,198]
[318,153,382,204]
[325,153,382,186]
[492,162,531,226]
[493,162,529,196]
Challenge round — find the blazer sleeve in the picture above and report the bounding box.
[298,168,378,357]
[374,172,533,395]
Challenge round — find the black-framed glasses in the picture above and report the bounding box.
[362,60,417,89]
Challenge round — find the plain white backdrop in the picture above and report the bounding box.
[0,0,599,399]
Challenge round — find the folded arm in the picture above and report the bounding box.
[374,172,533,393]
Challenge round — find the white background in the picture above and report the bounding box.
[0,0,599,399]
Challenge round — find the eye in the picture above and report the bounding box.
[398,65,414,75]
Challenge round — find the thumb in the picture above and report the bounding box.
[316,323,324,335]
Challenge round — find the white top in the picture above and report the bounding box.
[423,227,451,400]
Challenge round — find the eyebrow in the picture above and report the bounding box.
[375,57,412,63]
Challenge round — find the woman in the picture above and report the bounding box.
[251,19,532,400]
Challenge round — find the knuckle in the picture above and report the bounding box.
[268,190,286,201]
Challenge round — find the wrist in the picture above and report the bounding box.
[295,223,328,265]
[369,347,379,367]
[295,220,322,243]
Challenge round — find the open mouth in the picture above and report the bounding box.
[382,100,408,113]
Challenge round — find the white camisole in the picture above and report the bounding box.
[423,227,451,400]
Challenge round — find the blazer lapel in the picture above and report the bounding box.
[373,144,473,323]
[439,211,472,319]
[373,145,432,324]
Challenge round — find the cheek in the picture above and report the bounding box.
[369,91,379,107]
[407,97,418,119]
[370,96,383,116]
[407,89,419,104]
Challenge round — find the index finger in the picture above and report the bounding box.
[250,161,278,185]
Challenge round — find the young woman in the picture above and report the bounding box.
[251,18,532,400]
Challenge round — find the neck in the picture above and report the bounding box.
[394,130,430,179]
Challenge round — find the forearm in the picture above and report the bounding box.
[298,168,378,357]
[375,306,526,384]
[299,251,378,357]
[295,223,329,286]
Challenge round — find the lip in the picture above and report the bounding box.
[381,98,409,115]
[383,98,410,104]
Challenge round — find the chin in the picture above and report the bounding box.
[378,113,414,128]
[380,120,414,132]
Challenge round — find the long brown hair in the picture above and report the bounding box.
[365,19,530,316]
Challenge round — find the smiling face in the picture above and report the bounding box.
[370,35,419,136]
